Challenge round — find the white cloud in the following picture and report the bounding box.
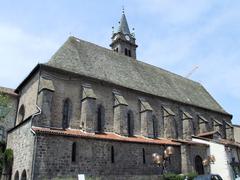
[135,1,240,123]
[0,24,60,88]
[134,0,218,24]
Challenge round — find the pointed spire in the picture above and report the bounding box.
[118,8,131,35]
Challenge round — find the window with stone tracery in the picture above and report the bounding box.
[62,98,71,129]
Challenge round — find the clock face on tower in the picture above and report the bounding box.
[125,35,130,41]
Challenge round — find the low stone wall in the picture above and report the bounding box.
[7,119,35,180]
[33,133,181,180]
[50,175,164,180]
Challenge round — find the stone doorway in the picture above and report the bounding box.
[195,155,204,175]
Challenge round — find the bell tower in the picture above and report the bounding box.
[110,9,138,59]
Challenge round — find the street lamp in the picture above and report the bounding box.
[152,146,175,173]
[202,155,216,166]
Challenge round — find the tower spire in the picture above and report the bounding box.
[118,9,130,35]
[110,8,138,59]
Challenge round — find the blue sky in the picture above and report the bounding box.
[0,0,239,124]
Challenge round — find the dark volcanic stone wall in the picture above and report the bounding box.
[33,134,181,180]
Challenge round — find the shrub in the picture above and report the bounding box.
[163,172,197,180]
[185,172,197,180]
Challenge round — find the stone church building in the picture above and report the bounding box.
[1,11,237,179]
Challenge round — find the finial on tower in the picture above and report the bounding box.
[112,26,115,35]
[122,6,125,14]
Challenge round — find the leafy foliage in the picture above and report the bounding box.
[3,149,13,165]
[164,172,197,180]
[0,93,9,107]
[0,92,11,119]
[0,148,13,177]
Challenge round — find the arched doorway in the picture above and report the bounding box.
[21,170,27,180]
[195,155,204,175]
[14,171,19,180]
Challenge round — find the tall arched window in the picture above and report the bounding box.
[71,142,77,162]
[111,146,115,163]
[127,110,134,137]
[125,48,128,55]
[128,50,131,57]
[18,105,25,123]
[14,171,19,180]
[0,126,4,141]
[152,115,158,138]
[142,148,146,164]
[62,99,71,129]
[97,105,105,133]
[21,170,27,180]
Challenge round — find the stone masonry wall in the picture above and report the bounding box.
[41,68,232,139]
[0,94,18,141]
[189,145,210,173]
[7,119,35,180]
[16,72,39,125]
[33,134,181,180]
[181,144,209,174]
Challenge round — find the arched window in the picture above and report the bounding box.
[152,115,158,138]
[111,146,115,163]
[97,105,105,133]
[21,170,27,180]
[195,155,204,175]
[14,171,19,180]
[125,48,128,55]
[127,110,134,137]
[62,99,71,129]
[128,50,131,57]
[0,126,4,141]
[18,105,25,123]
[142,148,146,164]
[71,142,76,162]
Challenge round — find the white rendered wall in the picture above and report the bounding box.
[192,138,234,180]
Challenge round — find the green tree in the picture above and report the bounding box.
[0,148,13,180]
[0,92,11,119]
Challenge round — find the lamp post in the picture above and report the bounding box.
[152,146,175,174]
[202,155,216,166]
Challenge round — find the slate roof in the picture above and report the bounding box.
[118,12,131,35]
[47,36,229,115]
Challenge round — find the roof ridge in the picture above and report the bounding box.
[0,86,18,96]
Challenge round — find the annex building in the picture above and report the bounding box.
[1,11,240,180]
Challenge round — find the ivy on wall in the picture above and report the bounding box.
[0,92,11,119]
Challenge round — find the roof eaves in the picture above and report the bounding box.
[15,64,41,93]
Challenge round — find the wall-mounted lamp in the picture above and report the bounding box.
[226,146,231,152]
[202,155,216,166]
[152,146,175,173]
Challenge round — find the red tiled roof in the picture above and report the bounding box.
[0,86,18,96]
[173,139,209,147]
[31,127,180,146]
[193,135,240,148]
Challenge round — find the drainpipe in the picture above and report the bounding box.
[30,105,41,180]
[31,67,42,180]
